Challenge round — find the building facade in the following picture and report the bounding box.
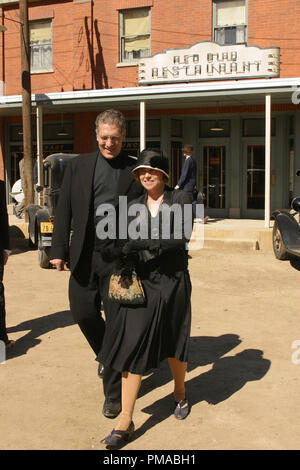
[0,0,299,219]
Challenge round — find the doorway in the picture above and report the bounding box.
[242,143,265,218]
[203,145,227,216]
[170,141,182,188]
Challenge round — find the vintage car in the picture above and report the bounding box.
[27,153,78,268]
[272,197,300,260]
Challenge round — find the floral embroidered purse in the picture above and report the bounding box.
[108,268,145,305]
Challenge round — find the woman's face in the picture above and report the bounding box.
[137,168,165,193]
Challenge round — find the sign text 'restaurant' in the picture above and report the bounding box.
[138,42,280,84]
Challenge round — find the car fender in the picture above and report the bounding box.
[27,204,42,246]
[273,211,300,252]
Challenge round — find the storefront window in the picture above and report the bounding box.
[288,131,295,204]
[199,120,230,137]
[127,119,160,138]
[171,119,183,137]
[203,146,226,208]
[242,118,276,137]
[8,122,74,198]
[289,115,295,136]
[247,144,265,210]
[122,140,160,158]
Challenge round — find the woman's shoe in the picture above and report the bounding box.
[174,398,190,420]
[101,421,134,449]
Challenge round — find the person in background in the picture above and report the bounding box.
[175,144,197,199]
[175,144,208,223]
[0,180,15,349]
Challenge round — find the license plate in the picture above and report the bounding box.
[41,236,52,247]
[40,222,53,234]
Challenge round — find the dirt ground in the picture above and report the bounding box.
[1,241,300,451]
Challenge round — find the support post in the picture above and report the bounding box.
[140,101,146,153]
[20,0,34,214]
[265,94,271,228]
[36,105,43,204]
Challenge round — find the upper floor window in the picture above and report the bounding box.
[120,8,150,62]
[30,20,52,73]
[213,0,247,45]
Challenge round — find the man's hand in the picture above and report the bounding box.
[50,259,70,271]
[174,185,179,190]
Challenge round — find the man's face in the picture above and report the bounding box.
[96,123,125,159]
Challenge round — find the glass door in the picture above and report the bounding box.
[242,144,265,218]
[203,145,226,213]
[170,141,182,188]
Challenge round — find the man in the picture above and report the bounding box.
[175,144,197,214]
[175,144,197,197]
[50,109,144,419]
[0,180,15,348]
[175,144,208,222]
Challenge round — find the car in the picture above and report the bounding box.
[272,197,300,260]
[27,153,78,268]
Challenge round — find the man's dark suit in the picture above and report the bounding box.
[177,156,197,193]
[0,180,10,343]
[50,151,144,403]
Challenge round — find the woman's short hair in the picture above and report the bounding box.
[95,109,126,135]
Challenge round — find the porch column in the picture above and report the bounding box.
[140,101,146,152]
[36,105,43,204]
[265,94,271,228]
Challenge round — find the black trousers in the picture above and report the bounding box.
[0,251,8,344]
[69,251,121,403]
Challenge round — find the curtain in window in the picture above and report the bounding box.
[30,21,52,70]
[30,22,51,43]
[216,0,246,26]
[123,9,150,52]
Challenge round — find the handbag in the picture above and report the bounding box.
[108,267,145,305]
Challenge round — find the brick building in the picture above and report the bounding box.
[0,0,299,220]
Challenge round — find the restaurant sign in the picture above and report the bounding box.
[138,42,280,85]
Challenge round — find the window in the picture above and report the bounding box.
[171,119,183,137]
[127,119,160,138]
[199,120,231,137]
[30,20,52,72]
[213,0,247,45]
[120,8,150,62]
[242,118,276,137]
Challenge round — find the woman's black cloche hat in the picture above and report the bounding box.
[132,148,169,181]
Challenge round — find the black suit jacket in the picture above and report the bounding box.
[50,151,144,276]
[0,180,10,252]
[177,156,197,192]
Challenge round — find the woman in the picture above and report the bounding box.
[99,149,193,449]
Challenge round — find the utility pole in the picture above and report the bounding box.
[19,0,34,213]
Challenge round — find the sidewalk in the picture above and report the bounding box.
[1,246,299,450]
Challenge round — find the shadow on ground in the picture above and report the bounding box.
[133,335,271,443]
[6,310,74,359]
